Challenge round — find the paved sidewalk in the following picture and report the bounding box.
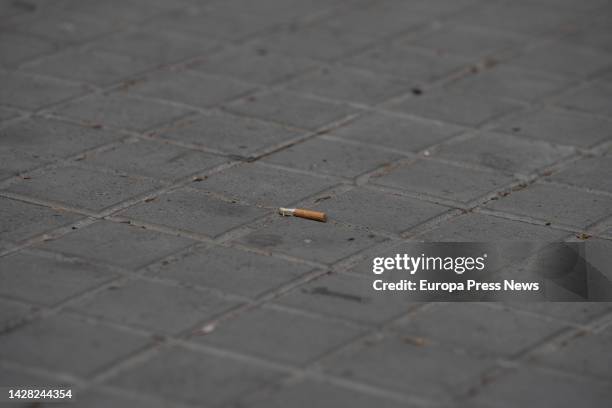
[1,0,612,407]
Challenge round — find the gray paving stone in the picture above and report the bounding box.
[0,32,56,68]
[407,25,528,59]
[264,137,403,178]
[145,245,313,298]
[485,182,612,229]
[549,156,612,193]
[199,305,364,365]
[5,166,163,212]
[82,139,227,181]
[190,46,318,85]
[38,221,194,269]
[92,28,217,65]
[312,187,449,233]
[0,313,149,377]
[238,217,386,264]
[0,116,124,159]
[241,378,407,408]
[0,106,19,122]
[141,7,276,42]
[275,273,419,325]
[564,18,612,54]
[0,148,49,181]
[192,163,336,207]
[157,111,303,156]
[253,23,378,61]
[388,89,521,126]
[492,107,612,148]
[434,131,574,175]
[127,70,256,109]
[0,197,82,243]
[510,42,612,78]
[22,49,153,86]
[528,325,612,379]
[391,303,565,357]
[321,335,495,400]
[346,44,471,83]
[0,299,35,332]
[70,279,239,335]
[449,66,570,102]
[372,159,514,203]
[287,67,412,105]
[226,90,357,130]
[332,111,463,153]
[53,93,193,132]
[10,9,119,45]
[0,71,85,110]
[555,82,612,117]
[417,212,568,242]
[107,345,283,406]
[0,364,67,389]
[502,303,612,325]
[466,366,612,408]
[452,2,575,34]
[0,251,116,306]
[118,187,268,237]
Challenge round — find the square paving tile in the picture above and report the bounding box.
[70,279,240,334]
[190,46,318,85]
[127,70,256,108]
[287,67,412,105]
[313,187,450,233]
[434,132,574,175]
[82,139,227,181]
[0,251,116,306]
[0,197,82,242]
[0,313,149,377]
[237,217,386,264]
[0,116,124,159]
[0,71,85,110]
[263,137,403,178]
[192,163,336,207]
[53,93,194,131]
[226,90,357,130]
[275,273,419,325]
[391,303,565,356]
[157,111,303,156]
[117,187,268,237]
[198,305,364,365]
[484,182,612,229]
[388,90,521,126]
[549,156,612,194]
[371,159,514,203]
[333,111,463,153]
[37,221,195,269]
[492,107,612,148]
[145,245,313,298]
[107,345,283,406]
[5,165,163,212]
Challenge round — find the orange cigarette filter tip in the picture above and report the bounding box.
[278,207,327,222]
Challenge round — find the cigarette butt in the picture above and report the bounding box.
[278,207,327,222]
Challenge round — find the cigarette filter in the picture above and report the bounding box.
[278,207,327,222]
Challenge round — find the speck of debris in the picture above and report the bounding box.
[192,176,206,182]
[411,87,423,95]
[71,226,77,230]
[576,233,591,240]
[512,127,521,132]
[90,123,103,129]
[402,336,427,347]
[347,237,355,241]
[21,176,31,180]
[545,222,551,226]
[314,195,332,203]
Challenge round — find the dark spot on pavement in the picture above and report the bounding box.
[308,286,366,303]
